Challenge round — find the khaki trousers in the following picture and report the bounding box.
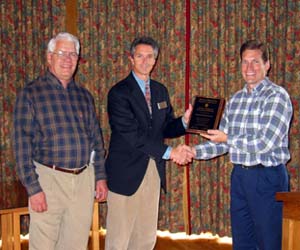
[29,162,95,250]
[105,159,160,250]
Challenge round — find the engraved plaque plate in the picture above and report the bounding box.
[187,96,225,134]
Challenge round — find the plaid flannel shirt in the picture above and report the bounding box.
[13,71,106,196]
[195,77,293,167]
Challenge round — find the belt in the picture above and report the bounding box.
[42,163,88,175]
[236,164,265,169]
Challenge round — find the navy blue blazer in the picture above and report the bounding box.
[105,72,186,196]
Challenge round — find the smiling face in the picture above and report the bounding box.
[129,44,156,81]
[241,49,270,90]
[47,39,78,88]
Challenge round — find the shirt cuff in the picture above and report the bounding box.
[162,146,172,160]
[226,134,233,147]
[182,116,188,129]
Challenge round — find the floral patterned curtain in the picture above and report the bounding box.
[1,0,300,237]
[0,0,65,209]
[76,0,188,233]
[189,0,300,235]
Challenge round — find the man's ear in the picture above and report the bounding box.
[265,60,271,76]
[266,60,271,71]
[129,55,134,66]
[46,52,52,65]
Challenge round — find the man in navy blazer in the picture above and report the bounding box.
[105,36,193,250]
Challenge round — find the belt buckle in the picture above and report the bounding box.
[73,165,87,175]
[73,169,80,174]
[241,165,250,169]
[241,164,264,169]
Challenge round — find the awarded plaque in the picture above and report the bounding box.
[187,96,225,134]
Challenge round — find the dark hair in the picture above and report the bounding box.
[240,40,269,63]
[130,36,159,59]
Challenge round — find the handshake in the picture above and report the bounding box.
[170,144,196,165]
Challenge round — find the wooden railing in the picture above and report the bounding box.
[0,201,101,250]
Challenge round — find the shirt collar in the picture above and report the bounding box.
[132,71,150,94]
[242,77,269,95]
[46,70,76,89]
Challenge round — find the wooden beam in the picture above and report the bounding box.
[66,0,77,36]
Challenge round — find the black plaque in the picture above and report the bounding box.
[187,96,225,134]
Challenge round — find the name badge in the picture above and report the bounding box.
[157,101,167,109]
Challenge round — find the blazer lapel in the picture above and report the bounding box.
[126,73,152,117]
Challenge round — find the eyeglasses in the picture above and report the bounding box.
[51,50,78,59]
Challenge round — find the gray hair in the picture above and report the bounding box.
[47,32,80,54]
[130,36,159,59]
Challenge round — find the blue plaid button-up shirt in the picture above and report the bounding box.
[195,77,293,167]
[13,71,106,196]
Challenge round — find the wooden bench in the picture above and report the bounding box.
[0,201,101,250]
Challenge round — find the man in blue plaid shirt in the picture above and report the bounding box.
[12,32,108,250]
[191,40,293,250]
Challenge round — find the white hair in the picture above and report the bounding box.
[47,32,80,54]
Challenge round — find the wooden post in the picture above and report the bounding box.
[0,210,14,250]
[276,192,300,250]
[91,201,100,250]
[66,0,77,36]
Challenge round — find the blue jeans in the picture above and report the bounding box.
[230,164,288,250]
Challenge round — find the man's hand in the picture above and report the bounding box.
[191,146,197,157]
[29,191,47,212]
[95,179,108,202]
[170,144,195,165]
[200,129,227,143]
[183,104,193,125]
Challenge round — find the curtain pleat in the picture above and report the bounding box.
[189,0,300,236]
[0,0,65,209]
[76,0,187,233]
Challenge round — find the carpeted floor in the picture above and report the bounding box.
[17,231,232,250]
[154,231,232,250]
